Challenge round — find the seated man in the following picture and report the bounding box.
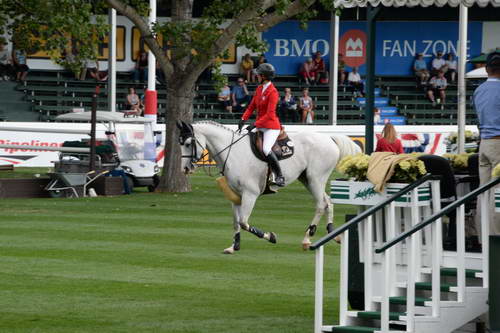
[431,51,447,76]
[348,67,364,97]
[231,77,251,112]
[414,53,430,85]
[427,70,447,107]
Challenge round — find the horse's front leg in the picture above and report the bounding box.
[224,192,277,254]
[223,204,242,254]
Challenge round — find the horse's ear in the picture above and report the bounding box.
[181,121,192,133]
[176,120,183,131]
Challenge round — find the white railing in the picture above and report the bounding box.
[313,174,496,333]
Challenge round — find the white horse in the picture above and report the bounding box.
[177,120,361,254]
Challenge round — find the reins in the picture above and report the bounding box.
[189,130,251,176]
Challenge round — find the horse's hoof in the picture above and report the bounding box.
[302,242,311,251]
[269,232,277,244]
[334,235,342,244]
[223,247,235,254]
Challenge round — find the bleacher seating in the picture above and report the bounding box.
[15,70,480,125]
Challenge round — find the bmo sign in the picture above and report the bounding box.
[263,20,482,75]
[274,39,329,57]
[340,29,367,68]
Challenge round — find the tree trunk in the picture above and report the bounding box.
[157,82,196,193]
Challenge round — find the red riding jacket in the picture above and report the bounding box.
[242,82,281,130]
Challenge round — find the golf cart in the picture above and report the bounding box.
[55,111,161,192]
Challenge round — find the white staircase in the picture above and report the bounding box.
[313,179,491,333]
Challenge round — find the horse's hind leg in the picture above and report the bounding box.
[299,175,332,250]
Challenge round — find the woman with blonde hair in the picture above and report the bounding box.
[375,122,404,154]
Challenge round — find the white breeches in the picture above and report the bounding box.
[257,128,280,156]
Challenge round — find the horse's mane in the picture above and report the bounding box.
[193,120,243,136]
[331,134,362,160]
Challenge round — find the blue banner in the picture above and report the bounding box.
[263,21,483,76]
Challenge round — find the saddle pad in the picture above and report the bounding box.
[249,131,294,162]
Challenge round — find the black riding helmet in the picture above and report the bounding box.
[256,63,275,81]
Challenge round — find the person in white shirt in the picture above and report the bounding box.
[431,51,447,76]
[445,53,457,83]
[348,67,364,97]
[427,70,448,107]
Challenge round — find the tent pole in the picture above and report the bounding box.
[329,10,340,125]
[457,4,468,154]
[365,5,381,154]
[108,8,117,112]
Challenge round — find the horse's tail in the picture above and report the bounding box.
[330,134,362,161]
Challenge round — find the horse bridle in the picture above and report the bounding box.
[177,122,205,168]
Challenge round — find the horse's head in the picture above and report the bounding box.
[177,121,205,174]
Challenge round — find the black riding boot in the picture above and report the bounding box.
[266,151,285,187]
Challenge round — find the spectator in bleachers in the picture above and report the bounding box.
[240,53,254,83]
[375,123,404,154]
[87,60,108,82]
[125,87,143,116]
[431,51,447,76]
[278,87,298,123]
[427,70,447,107]
[0,38,13,81]
[218,82,232,113]
[445,53,457,83]
[12,44,29,82]
[133,51,148,83]
[413,53,430,85]
[231,77,251,112]
[312,51,329,84]
[348,67,364,97]
[374,107,381,125]
[299,87,314,124]
[299,58,315,86]
[338,53,346,85]
[252,54,267,81]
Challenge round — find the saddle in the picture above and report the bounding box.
[249,129,294,162]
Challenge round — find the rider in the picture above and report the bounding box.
[238,63,285,187]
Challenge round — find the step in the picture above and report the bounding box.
[440,267,482,279]
[396,281,455,292]
[354,311,406,321]
[331,326,406,333]
[389,296,431,306]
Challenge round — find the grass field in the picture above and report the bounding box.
[0,169,355,333]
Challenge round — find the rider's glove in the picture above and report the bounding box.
[238,119,245,132]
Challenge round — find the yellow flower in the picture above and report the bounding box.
[399,160,411,171]
[492,163,500,178]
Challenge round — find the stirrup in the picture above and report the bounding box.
[273,175,285,187]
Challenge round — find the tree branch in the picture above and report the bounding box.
[105,0,174,78]
[188,0,268,82]
[257,0,317,32]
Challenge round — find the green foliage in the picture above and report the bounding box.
[211,60,228,92]
[0,0,108,75]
